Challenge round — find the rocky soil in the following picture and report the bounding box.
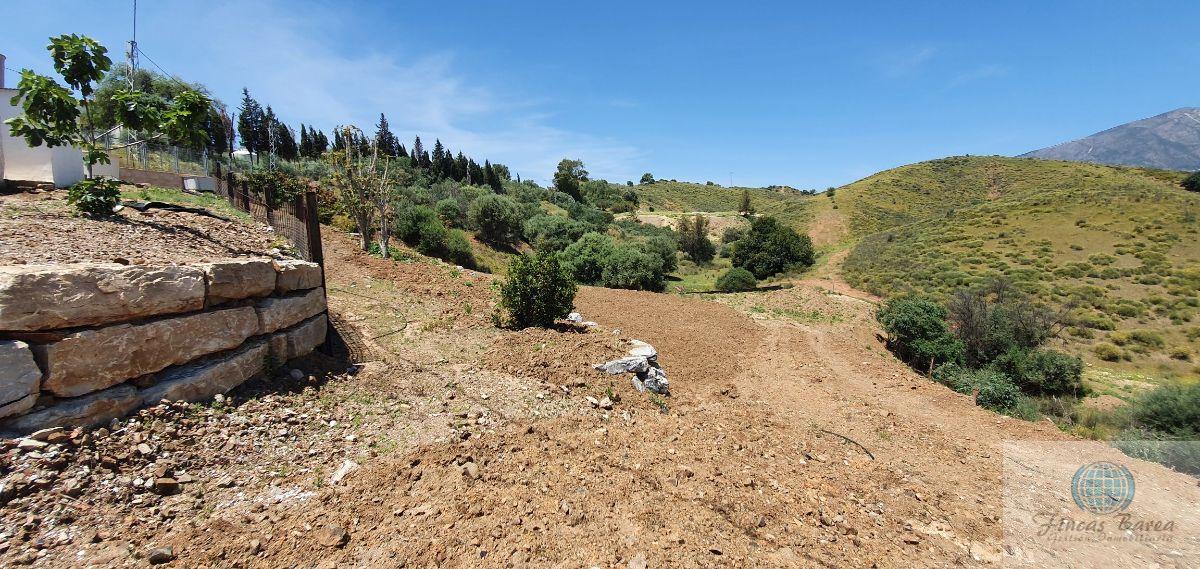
[1,225,1197,567]
[0,190,279,265]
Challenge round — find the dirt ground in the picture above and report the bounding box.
[0,191,279,265]
[1,222,1197,567]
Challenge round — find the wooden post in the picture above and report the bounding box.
[239,179,250,212]
[303,187,325,272]
[224,172,235,204]
[263,183,275,227]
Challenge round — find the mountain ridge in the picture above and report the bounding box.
[1019,107,1200,171]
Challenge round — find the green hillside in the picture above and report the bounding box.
[839,156,1200,380]
[830,155,1187,237]
[634,180,816,232]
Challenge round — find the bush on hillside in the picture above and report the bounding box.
[468,194,523,245]
[990,348,1084,396]
[640,235,679,272]
[435,198,463,227]
[877,296,963,369]
[731,217,815,278]
[67,177,121,217]
[714,267,758,292]
[395,204,440,245]
[523,214,586,252]
[600,245,666,292]
[560,232,617,284]
[678,215,716,263]
[931,364,1021,412]
[1130,382,1200,438]
[1093,342,1122,361]
[1182,171,1200,192]
[946,282,1061,367]
[499,252,577,329]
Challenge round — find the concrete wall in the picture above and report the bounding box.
[0,258,327,434]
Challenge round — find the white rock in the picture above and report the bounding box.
[330,459,359,484]
[594,356,650,375]
[566,312,583,323]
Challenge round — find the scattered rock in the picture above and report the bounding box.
[314,525,349,548]
[146,546,175,564]
[330,460,359,485]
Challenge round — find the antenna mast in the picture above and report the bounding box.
[127,0,138,86]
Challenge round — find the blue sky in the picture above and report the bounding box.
[4,1,1198,188]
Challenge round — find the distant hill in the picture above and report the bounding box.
[836,156,1199,377]
[1020,108,1200,171]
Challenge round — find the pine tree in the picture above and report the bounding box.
[397,143,407,158]
[374,113,398,156]
[468,159,485,186]
[455,152,469,182]
[431,139,446,178]
[411,136,426,168]
[236,88,264,162]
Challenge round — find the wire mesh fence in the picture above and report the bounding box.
[214,174,324,266]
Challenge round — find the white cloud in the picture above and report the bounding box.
[878,46,938,77]
[150,0,641,183]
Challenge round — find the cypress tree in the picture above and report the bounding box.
[236,88,264,162]
[411,136,426,168]
[299,125,311,158]
[485,160,502,193]
[313,128,328,155]
[431,139,447,177]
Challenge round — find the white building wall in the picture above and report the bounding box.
[1,86,89,187]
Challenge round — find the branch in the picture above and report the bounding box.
[818,429,875,460]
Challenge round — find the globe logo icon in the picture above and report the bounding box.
[1071,461,1135,515]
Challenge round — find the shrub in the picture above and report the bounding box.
[931,365,1020,412]
[991,348,1084,396]
[1182,171,1200,192]
[715,267,758,292]
[970,370,1022,412]
[600,245,666,291]
[560,232,616,284]
[523,214,585,252]
[1169,346,1192,361]
[678,215,716,263]
[395,205,440,245]
[244,169,306,208]
[877,296,963,368]
[499,252,577,329]
[731,217,815,278]
[468,194,523,245]
[1093,342,1122,361]
[640,235,679,272]
[946,282,1059,367]
[1131,382,1200,437]
[1128,329,1165,348]
[435,198,463,227]
[67,177,121,217]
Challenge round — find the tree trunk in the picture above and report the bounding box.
[355,212,372,251]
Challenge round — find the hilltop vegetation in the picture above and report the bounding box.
[632,180,815,233]
[839,156,1200,379]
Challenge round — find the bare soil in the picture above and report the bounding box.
[1,225,1197,568]
[0,191,278,265]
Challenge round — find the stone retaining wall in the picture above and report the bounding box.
[0,258,327,434]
